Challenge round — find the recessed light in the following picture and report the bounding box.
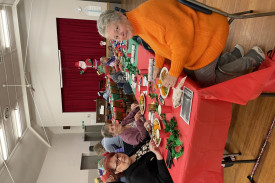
[0,9,10,48]
[0,128,8,160]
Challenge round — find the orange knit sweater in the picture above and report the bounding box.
[126,0,229,77]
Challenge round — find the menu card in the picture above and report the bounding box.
[180,87,193,125]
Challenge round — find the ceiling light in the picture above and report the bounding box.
[0,128,8,160]
[14,108,22,138]
[0,9,10,48]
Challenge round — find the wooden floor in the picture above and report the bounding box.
[121,0,275,182]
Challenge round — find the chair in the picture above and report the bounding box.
[113,111,126,121]
[222,152,256,168]
[179,0,275,25]
[113,99,126,108]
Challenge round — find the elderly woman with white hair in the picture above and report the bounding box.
[97,0,265,88]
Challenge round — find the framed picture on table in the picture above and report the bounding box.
[180,87,193,125]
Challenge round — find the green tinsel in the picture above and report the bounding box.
[122,54,139,74]
[162,114,184,159]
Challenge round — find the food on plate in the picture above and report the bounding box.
[139,94,145,114]
[154,83,159,89]
[157,80,163,85]
[161,86,168,96]
[160,68,169,81]
[152,119,161,146]
[158,68,170,98]
[148,103,157,111]
[160,85,169,98]
[140,94,144,104]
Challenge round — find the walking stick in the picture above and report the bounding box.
[247,117,275,183]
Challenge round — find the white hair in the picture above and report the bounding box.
[97,10,122,38]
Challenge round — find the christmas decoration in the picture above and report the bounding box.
[75,58,99,75]
[162,114,184,159]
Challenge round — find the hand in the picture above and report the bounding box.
[119,62,123,71]
[144,120,151,131]
[134,111,142,121]
[149,140,163,160]
[162,74,177,88]
[131,103,139,110]
[153,67,161,80]
[115,59,120,65]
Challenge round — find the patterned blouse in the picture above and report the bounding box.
[135,141,150,160]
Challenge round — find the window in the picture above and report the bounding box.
[0,9,10,48]
[13,106,22,138]
[0,126,8,160]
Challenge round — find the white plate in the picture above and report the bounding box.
[139,93,146,115]
[159,67,170,99]
[148,112,155,123]
[160,67,169,82]
[160,85,170,99]
[152,119,161,147]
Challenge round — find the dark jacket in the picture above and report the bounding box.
[124,152,174,183]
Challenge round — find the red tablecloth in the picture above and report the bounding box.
[133,44,275,183]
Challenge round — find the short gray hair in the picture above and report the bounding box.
[101,124,113,137]
[97,10,122,38]
[94,141,106,156]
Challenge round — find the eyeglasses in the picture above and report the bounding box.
[114,154,121,172]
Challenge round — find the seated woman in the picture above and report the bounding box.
[101,104,148,146]
[103,140,174,183]
[94,136,135,156]
[103,65,133,94]
[101,56,122,71]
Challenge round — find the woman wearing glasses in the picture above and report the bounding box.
[103,140,173,183]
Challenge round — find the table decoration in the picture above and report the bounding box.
[161,114,184,159]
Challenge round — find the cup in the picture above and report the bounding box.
[139,69,148,75]
[121,45,127,49]
[158,105,172,114]
[139,85,147,92]
[158,129,170,139]
[148,104,157,111]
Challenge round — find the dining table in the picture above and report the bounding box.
[122,39,275,183]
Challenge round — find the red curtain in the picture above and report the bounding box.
[57,18,106,112]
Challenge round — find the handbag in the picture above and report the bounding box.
[266,47,275,62]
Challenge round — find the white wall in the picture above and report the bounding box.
[0,0,15,5]
[16,0,107,127]
[48,126,84,134]
[37,133,98,183]
[0,128,49,183]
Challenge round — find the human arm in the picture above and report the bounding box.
[114,147,124,153]
[119,62,124,71]
[120,107,140,125]
[149,140,163,160]
[162,25,194,87]
[121,118,147,146]
[149,140,174,183]
[114,59,121,71]
[153,54,166,80]
[134,111,142,121]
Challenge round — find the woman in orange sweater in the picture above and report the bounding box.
[97,0,265,87]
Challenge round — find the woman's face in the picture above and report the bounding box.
[108,123,122,135]
[106,14,134,41]
[109,153,132,174]
[101,57,108,64]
